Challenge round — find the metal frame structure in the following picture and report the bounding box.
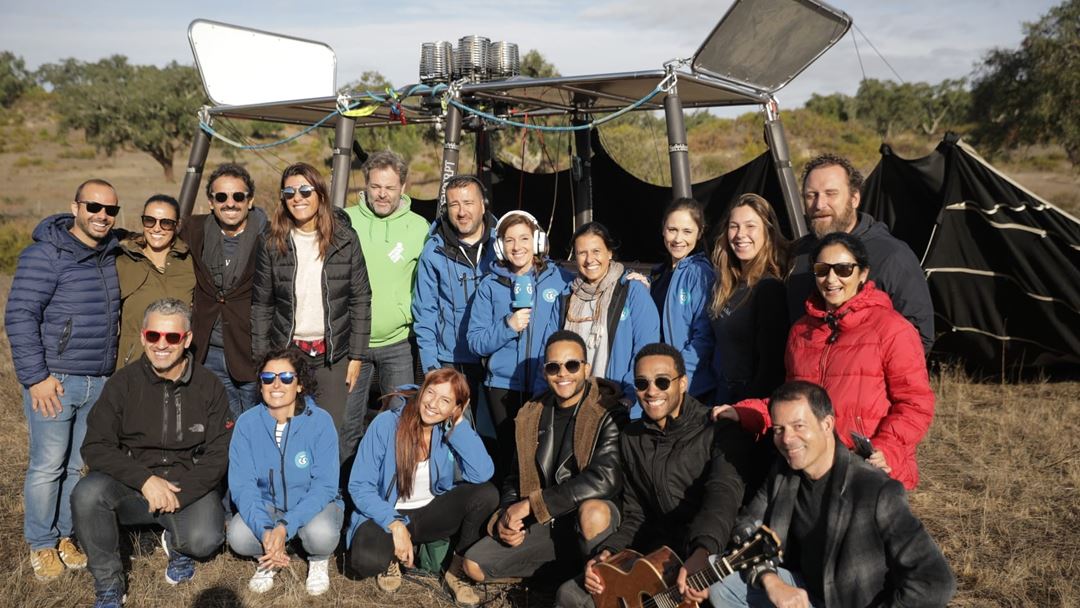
[180,0,852,240]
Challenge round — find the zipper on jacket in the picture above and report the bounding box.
[322,264,335,362]
[174,388,183,442]
[57,318,73,357]
[284,240,299,350]
[98,252,116,371]
[160,385,169,465]
[278,419,291,512]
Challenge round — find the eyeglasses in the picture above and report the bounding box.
[212,191,250,204]
[633,375,683,392]
[76,201,121,216]
[544,359,585,376]
[281,185,316,200]
[142,330,188,345]
[259,371,297,385]
[812,262,859,278]
[141,216,178,231]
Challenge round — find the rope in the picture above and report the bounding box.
[853,24,907,84]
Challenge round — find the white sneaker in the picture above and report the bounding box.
[248,565,276,593]
[306,558,330,596]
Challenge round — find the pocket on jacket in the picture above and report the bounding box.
[57,318,73,357]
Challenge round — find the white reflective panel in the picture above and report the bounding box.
[188,19,336,106]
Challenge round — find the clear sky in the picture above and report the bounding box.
[0,0,1060,109]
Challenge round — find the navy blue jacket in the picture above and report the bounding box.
[229,397,343,539]
[652,253,717,398]
[412,215,498,372]
[6,214,121,386]
[467,261,572,395]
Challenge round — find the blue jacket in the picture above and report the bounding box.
[5,214,121,386]
[652,253,716,398]
[561,275,660,403]
[412,215,498,372]
[346,392,494,544]
[467,261,572,395]
[228,397,342,540]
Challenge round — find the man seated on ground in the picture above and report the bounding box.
[462,331,628,583]
[557,342,750,607]
[709,380,955,608]
[72,298,233,608]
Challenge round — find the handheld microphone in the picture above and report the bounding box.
[512,274,535,309]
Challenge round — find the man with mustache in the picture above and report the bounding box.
[785,154,934,353]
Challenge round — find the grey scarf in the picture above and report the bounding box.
[566,261,624,378]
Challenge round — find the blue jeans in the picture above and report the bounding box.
[22,373,105,550]
[709,566,823,607]
[203,345,259,418]
[71,471,225,594]
[227,503,343,561]
[339,340,416,460]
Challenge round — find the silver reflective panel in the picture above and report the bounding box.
[692,0,851,95]
[188,19,337,107]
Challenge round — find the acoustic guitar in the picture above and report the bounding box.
[592,525,782,608]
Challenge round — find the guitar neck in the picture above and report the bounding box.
[652,558,733,606]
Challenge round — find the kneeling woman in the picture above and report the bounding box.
[227,349,344,596]
[347,368,497,606]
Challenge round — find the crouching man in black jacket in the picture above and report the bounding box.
[72,298,233,606]
[557,342,751,608]
[463,331,628,582]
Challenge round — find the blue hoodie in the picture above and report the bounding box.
[412,215,498,372]
[5,214,121,386]
[228,397,342,540]
[561,275,660,404]
[651,252,717,398]
[346,391,494,544]
[467,260,573,395]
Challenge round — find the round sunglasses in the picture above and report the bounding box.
[141,215,177,231]
[281,185,316,200]
[142,330,188,345]
[259,371,297,385]
[633,375,683,392]
[812,262,859,278]
[544,359,585,376]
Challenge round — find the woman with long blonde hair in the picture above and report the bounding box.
[709,193,789,402]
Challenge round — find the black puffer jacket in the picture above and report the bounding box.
[252,208,371,364]
[602,395,751,558]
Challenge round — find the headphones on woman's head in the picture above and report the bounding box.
[494,210,549,261]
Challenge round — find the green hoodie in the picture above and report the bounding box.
[345,193,430,348]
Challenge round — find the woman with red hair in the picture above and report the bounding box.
[345,368,497,606]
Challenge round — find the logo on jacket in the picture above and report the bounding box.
[542,288,558,303]
[388,242,405,263]
[188,424,205,433]
[678,289,690,305]
[294,451,310,468]
[620,306,629,321]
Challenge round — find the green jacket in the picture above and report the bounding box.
[345,194,429,348]
[116,235,196,367]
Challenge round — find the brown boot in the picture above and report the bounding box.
[443,554,480,606]
[376,560,402,593]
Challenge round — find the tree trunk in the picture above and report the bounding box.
[148,150,175,182]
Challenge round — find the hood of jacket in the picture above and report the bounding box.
[429,210,498,265]
[119,232,191,260]
[34,213,120,261]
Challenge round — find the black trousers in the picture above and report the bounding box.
[485,387,525,486]
[348,482,499,579]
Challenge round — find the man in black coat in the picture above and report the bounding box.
[557,342,750,607]
[463,331,627,583]
[786,154,934,353]
[709,381,955,608]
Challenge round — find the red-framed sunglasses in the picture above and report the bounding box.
[142,330,188,345]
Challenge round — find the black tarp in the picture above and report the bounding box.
[862,136,1080,369]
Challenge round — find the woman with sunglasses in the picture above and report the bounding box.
[227,349,343,596]
[708,193,789,403]
[346,368,496,606]
[466,211,571,482]
[562,222,659,410]
[116,194,195,367]
[253,162,371,463]
[648,198,716,400]
[714,232,935,489]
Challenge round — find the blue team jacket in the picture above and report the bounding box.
[653,252,717,398]
[228,397,343,539]
[346,394,494,544]
[411,216,498,372]
[467,261,572,396]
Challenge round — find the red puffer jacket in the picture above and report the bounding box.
[733,281,934,489]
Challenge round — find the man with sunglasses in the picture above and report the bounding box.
[5,178,123,581]
[74,298,232,607]
[463,331,627,584]
[556,342,750,608]
[180,163,269,416]
[785,153,934,354]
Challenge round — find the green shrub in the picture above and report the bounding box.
[0,221,33,274]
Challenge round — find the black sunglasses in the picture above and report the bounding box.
[141,215,178,231]
[259,371,297,385]
[544,359,584,376]
[812,262,859,278]
[212,191,250,204]
[281,185,316,200]
[76,201,121,216]
[633,375,683,392]
[142,330,187,345]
